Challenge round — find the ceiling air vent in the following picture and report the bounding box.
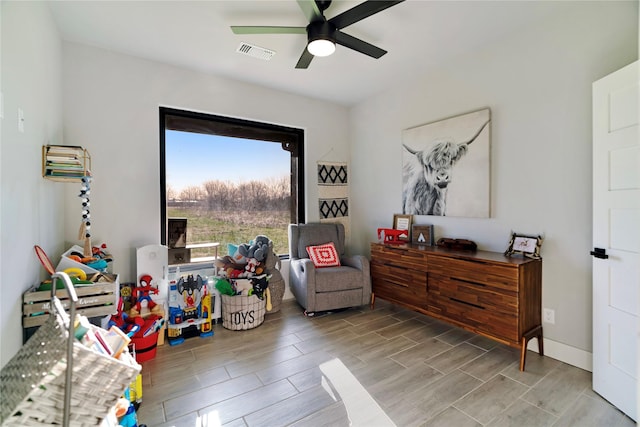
[236,42,276,61]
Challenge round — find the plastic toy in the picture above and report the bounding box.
[167,274,213,345]
[133,274,159,313]
[92,242,113,262]
[117,389,139,427]
[108,298,143,337]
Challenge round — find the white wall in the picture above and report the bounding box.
[349,1,638,365]
[61,43,350,283]
[0,2,65,367]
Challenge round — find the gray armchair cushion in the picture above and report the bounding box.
[288,223,371,313]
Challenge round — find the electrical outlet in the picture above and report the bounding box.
[543,308,555,324]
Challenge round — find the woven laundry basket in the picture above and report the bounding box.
[221,294,265,331]
[1,275,140,427]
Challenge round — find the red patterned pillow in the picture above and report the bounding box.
[306,242,341,268]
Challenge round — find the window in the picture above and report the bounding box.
[160,107,304,259]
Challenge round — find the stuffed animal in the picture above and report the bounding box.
[232,278,253,296]
[228,243,247,264]
[249,274,270,300]
[244,258,264,275]
[214,256,247,278]
[214,277,235,296]
[238,235,270,262]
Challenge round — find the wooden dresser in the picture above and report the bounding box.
[370,242,543,371]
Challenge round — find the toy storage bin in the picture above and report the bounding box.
[220,294,266,331]
[56,244,102,274]
[1,273,141,427]
[130,332,159,363]
[22,273,120,329]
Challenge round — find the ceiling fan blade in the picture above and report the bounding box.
[329,0,405,30]
[295,48,315,69]
[334,31,387,59]
[231,26,306,35]
[297,0,323,23]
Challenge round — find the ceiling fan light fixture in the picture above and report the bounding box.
[307,39,335,57]
[307,20,336,57]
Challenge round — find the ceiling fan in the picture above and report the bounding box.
[231,0,405,69]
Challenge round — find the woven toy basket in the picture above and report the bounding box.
[220,294,266,331]
[1,273,141,427]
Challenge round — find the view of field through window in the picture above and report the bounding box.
[166,130,291,257]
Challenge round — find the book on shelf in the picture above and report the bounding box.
[46,146,86,159]
[46,155,82,163]
[47,156,82,162]
[47,145,83,152]
[46,163,84,170]
[47,171,87,177]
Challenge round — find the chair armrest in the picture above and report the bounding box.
[342,255,372,307]
[290,258,316,277]
[289,258,318,310]
[341,255,370,272]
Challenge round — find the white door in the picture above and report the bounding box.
[592,60,639,422]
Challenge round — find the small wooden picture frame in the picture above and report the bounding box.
[504,232,543,259]
[412,224,434,245]
[393,214,413,242]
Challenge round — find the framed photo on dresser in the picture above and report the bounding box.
[392,214,413,242]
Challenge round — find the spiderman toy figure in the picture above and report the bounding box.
[134,274,158,313]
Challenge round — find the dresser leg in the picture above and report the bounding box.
[370,292,375,309]
[520,325,544,371]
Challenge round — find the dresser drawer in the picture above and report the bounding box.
[371,263,428,308]
[371,244,429,272]
[428,273,517,316]
[427,293,518,342]
[427,255,519,292]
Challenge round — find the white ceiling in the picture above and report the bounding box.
[48,0,572,106]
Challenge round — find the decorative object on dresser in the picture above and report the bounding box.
[504,232,543,259]
[370,242,543,371]
[436,237,477,251]
[392,213,413,242]
[412,224,434,245]
[377,228,406,245]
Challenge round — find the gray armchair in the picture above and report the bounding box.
[288,223,372,314]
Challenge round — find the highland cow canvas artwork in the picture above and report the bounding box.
[402,108,491,218]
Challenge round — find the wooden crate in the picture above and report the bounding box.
[23,274,119,328]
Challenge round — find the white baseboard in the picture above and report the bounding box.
[527,337,593,372]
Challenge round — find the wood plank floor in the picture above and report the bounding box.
[136,299,634,427]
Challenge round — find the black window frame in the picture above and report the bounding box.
[159,107,305,248]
